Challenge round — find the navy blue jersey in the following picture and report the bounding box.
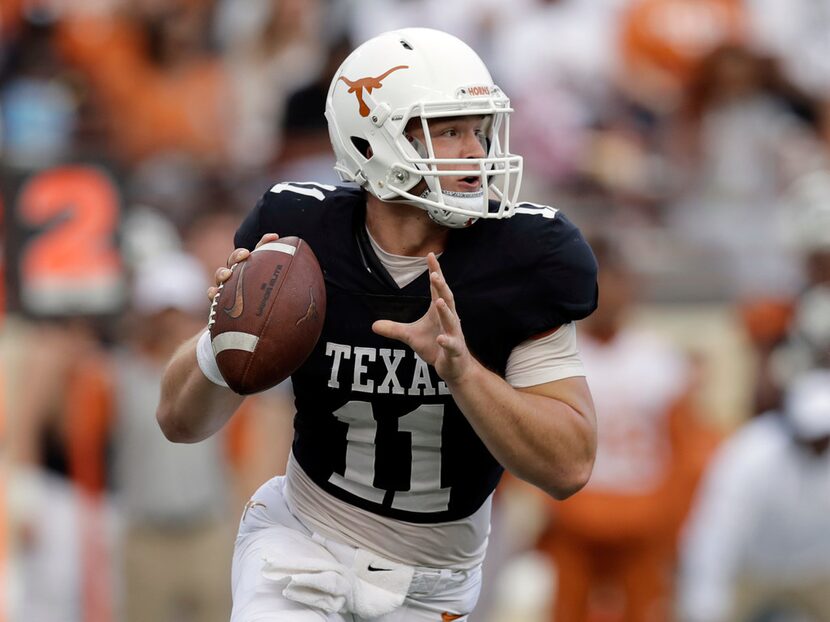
[235,182,597,522]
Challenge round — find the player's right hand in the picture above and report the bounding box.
[207,233,279,301]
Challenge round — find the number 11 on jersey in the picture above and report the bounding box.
[329,401,451,513]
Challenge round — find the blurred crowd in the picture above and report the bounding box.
[2,0,830,621]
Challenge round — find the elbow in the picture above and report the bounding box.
[549,414,597,500]
[156,404,201,444]
[547,474,591,501]
[545,456,595,501]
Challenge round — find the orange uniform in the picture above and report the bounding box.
[538,329,719,622]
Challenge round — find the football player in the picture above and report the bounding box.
[157,28,599,621]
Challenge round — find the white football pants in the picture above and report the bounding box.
[230,476,481,621]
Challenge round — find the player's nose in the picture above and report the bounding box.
[461,129,486,159]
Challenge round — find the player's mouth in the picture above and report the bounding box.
[456,176,481,191]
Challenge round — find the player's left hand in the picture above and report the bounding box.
[372,253,474,383]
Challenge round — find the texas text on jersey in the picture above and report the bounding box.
[235,182,598,523]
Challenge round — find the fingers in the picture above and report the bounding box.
[426,252,441,274]
[226,248,249,268]
[206,265,229,301]
[209,233,279,301]
[425,253,439,305]
[225,233,278,268]
[207,265,232,301]
[435,297,462,341]
[428,253,461,345]
[255,233,279,249]
[429,267,456,314]
[427,253,441,305]
[430,272,456,311]
[222,232,280,270]
[215,265,232,283]
[371,319,408,344]
[429,256,467,359]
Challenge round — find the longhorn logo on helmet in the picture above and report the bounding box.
[338,65,409,117]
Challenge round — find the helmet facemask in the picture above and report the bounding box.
[384,102,523,228]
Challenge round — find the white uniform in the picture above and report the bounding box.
[678,413,830,622]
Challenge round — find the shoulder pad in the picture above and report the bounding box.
[506,203,598,328]
[234,182,361,251]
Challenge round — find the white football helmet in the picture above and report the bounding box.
[325,28,523,228]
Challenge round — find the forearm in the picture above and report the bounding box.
[448,362,596,499]
[156,333,244,443]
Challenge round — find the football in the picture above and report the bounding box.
[208,236,325,394]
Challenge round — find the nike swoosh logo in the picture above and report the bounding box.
[441,613,465,622]
[223,262,246,319]
[367,564,393,572]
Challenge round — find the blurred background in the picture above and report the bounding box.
[2,0,830,620]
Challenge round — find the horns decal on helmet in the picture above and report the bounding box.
[338,65,409,117]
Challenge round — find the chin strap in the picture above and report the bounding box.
[418,188,482,228]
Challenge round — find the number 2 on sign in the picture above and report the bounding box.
[17,165,123,313]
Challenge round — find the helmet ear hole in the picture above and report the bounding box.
[350,137,372,159]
